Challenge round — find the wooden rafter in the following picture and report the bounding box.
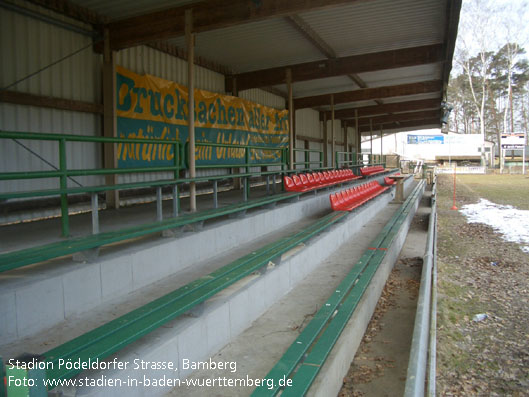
[108,0,365,50]
[285,14,370,91]
[358,118,440,133]
[228,44,443,91]
[356,110,441,126]
[294,80,443,109]
[321,98,441,119]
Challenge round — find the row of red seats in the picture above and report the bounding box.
[329,181,389,211]
[359,165,385,176]
[284,169,360,192]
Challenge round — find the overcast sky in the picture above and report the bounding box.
[456,0,529,55]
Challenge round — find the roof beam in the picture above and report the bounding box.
[358,118,440,133]
[322,98,441,119]
[286,15,336,59]
[229,44,443,91]
[285,14,369,90]
[26,0,108,25]
[108,0,365,51]
[357,109,441,126]
[294,80,443,109]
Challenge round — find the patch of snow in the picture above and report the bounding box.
[460,199,529,253]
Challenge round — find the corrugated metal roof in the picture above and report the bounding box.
[299,0,446,57]
[273,75,357,98]
[68,0,199,21]
[169,17,326,74]
[316,92,442,112]
[358,63,443,88]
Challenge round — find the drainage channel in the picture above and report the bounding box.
[340,185,433,396]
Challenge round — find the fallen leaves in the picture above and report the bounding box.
[437,174,529,396]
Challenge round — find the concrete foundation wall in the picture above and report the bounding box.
[52,190,396,397]
[0,182,358,344]
[308,181,425,397]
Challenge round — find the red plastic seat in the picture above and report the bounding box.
[284,176,295,191]
[329,193,339,210]
[293,175,302,187]
[300,174,309,186]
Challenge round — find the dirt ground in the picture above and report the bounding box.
[338,174,529,396]
[436,174,529,396]
[339,191,429,397]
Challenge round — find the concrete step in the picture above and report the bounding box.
[0,184,339,344]
[0,181,410,397]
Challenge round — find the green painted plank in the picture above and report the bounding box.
[283,183,425,395]
[281,250,386,396]
[251,180,424,396]
[43,211,346,384]
[0,192,299,272]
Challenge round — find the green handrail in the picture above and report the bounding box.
[1,130,181,237]
[0,130,291,237]
[335,150,357,168]
[293,148,323,170]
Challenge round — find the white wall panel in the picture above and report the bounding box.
[238,89,285,110]
[116,46,225,93]
[295,109,320,139]
[0,2,103,194]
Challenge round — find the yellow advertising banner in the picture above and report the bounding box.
[115,66,289,167]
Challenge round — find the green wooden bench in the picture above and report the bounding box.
[0,190,301,273]
[6,211,348,394]
[252,180,425,396]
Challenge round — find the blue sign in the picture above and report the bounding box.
[407,135,444,144]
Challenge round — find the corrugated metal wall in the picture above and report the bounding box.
[1,1,324,199]
[238,89,285,110]
[0,0,102,193]
[295,109,322,169]
[116,46,228,183]
[116,46,225,93]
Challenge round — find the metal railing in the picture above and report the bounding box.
[0,130,181,236]
[335,150,357,167]
[0,130,291,237]
[292,148,324,170]
[404,175,437,397]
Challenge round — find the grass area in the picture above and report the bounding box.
[454,174,529,210]
[436,173,529,395]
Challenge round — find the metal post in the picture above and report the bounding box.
[172,184,179,217]
[59,138,69,237]
[331,94,335,168]
[355,109,359,165]
[245,147,250,199]
[173,141,179,180]
[266,175,270,194]
[186,9,197,212]
[243,177,248,201]
[286,68,294,170]
[156,186,163,222]
[369,118,373,161]
[273,174,277,194]
[103,27,119,209]
[323,112,328,167]
[213,180,218,208]
[91,192,99,234]
[380,125,383,160]
[343,120,348,166]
